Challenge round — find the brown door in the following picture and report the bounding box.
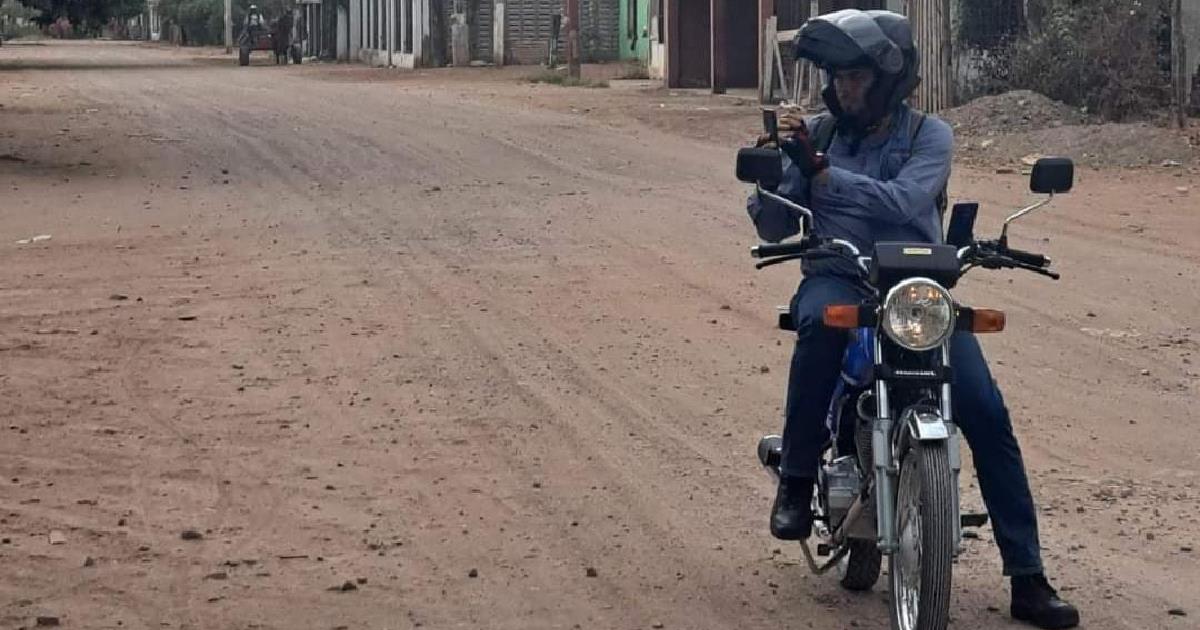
[676,0,711,88]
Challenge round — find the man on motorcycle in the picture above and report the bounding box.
[247,4,265,30]
[747,10,1079,629]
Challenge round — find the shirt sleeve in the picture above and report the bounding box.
[813,118,953,227]
[745,154,811,243]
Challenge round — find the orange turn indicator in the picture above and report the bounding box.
[823,305,861,329]
[971,309,1006,333]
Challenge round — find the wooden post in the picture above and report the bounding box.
[451,1,469,66]
[493,1,505,65]
[666,0,679,87]
[711,0,727,93]
[760,15,776,103]
[758,0,774,102]
[566,0,581,78]
[1172,0,1187,128]
[223,0,231,53]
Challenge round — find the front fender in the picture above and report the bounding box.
[901,406,950,442]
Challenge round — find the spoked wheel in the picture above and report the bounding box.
[889,443,954,630]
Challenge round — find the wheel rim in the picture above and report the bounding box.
[892,458,922,630]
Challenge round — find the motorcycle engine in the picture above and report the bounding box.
[821,455,861,528]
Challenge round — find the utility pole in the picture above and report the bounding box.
[565,0,580,79]
[1171,0,1187,129]
[224,0,232,53]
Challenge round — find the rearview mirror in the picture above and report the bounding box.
[736,147,783,189]
[945,202,979,248]
[1030,157,1074,194]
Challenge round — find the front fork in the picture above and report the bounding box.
[872,342,963,554]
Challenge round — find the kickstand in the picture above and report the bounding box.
[799,539,850,574]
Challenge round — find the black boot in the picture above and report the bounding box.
[770,475,814,540]
[1011,574,1080,629]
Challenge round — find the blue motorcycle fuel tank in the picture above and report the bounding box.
[841,327,875,387]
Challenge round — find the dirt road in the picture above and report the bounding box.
[1,41,1198,630]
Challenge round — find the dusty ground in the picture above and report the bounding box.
[1,40,1199,630]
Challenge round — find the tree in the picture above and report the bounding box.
[20,0,146,33]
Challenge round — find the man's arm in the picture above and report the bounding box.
[811,119,953,226]
[746,154,810,243]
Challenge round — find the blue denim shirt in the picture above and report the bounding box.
[746,105,953,277]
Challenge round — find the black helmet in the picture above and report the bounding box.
[793,10,920,132]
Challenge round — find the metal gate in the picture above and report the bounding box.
[506,0,560,64]
[581,0,619,61]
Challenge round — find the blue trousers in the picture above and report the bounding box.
[781,275,1044,576]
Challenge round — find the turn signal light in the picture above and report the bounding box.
[971,309,1006,333]
[823,305,860,329]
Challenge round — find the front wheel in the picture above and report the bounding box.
[889,443,954,630]
[238,44,250,66]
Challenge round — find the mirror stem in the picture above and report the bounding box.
[1000,193,1053,247]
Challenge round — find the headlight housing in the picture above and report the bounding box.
[882,278,955,351]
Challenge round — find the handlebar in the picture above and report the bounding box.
[1003,246,1050,268]
[751,239,816,259]
[963,240,1059,280]
[752,237,1058,281]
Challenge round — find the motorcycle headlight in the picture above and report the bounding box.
[882,279,956,351]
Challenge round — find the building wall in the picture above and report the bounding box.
[356,0,430,66]
[498,0,620,65]
[340,0,623,67]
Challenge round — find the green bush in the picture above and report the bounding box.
[991,0,1172,121]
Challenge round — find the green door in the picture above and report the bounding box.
[619,0,649,61]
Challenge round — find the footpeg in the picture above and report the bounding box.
[961,512,989,528]
[757,435,783,469]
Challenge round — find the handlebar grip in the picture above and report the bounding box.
[752,239,812,259]
[1005,247,1049,268]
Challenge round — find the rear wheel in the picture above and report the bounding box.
[291,45,302,64]
[889,443,954,630]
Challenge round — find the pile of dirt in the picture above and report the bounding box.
[941,90,1199,169]
[941,90,1091,137]
[954,121,1199,169]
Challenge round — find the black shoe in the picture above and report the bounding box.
[1011,574,1080,629]
[770,475,814,540]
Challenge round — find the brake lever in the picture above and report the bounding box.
[756,254,806,270]
[1032,266,1060,280]
[1009,259,1060,280]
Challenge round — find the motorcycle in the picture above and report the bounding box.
[737,147,1074,630]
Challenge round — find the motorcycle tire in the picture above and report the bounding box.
[840,538,882,591]
[238,45,250,67]
[888,443,954,630]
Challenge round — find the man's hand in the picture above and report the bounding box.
[754,133,777,149]
[777,106,806,137]
[780,116,830,177]
[755,105,804,148]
